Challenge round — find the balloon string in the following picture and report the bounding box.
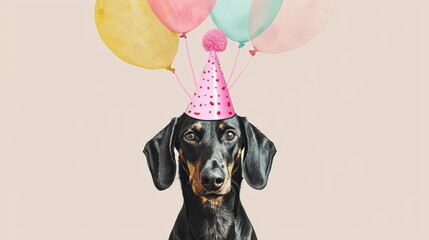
[172,72,191,99]
[229,55,254,90]
[227,47,241,85]
[184,37,197,87]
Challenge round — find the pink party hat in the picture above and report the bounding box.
[185,30,235,120]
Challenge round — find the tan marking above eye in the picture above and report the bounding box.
[193,123,202,131]
[218,122,225,130]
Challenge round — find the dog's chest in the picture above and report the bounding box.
[198,207,234,240]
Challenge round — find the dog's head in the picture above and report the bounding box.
[144,114,276,204]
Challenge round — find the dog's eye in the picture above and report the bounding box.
[184,132,196,141]
[225,131,236,141]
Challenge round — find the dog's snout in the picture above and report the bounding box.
[200,167,225,191]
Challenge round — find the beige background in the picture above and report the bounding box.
[1,0,428,239]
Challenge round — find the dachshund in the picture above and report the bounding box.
[144,113,276,240]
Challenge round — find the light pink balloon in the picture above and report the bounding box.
[251,0,336,54]
[148,0,216,34]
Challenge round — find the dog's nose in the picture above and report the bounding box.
[200,169,225,191]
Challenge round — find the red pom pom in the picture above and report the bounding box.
[202,29,227,52]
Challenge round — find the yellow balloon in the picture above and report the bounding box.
[95,0,179,70]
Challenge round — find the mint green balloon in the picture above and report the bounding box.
[211,0,283,47]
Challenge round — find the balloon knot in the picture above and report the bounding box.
[180,33,187,38]
[238,42,245,48]
[249,49,257,56]
[166,66,176,73]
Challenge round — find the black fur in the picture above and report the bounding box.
[144,114,276,240]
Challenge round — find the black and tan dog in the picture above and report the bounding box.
[144,113,276,240]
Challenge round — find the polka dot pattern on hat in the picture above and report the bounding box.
[185,51,235,120]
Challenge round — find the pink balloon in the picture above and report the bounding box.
[251,0,336,54]
[148,0,216,34]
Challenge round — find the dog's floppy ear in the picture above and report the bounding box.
[144,118,179,190]
[240,117,276,190]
